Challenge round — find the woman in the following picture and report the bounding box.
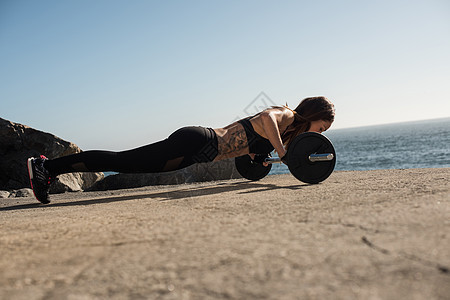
[28,96,335,203]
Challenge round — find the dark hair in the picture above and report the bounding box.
[281,96,335,148]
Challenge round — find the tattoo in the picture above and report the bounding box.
[217,126,248,156]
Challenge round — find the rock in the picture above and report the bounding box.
[89,158,242,191]
[50,172,104,193]
[12,188,34,198]
[0,191,10,198]
[0,117,103,193]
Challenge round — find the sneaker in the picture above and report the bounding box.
[27,155,52,204]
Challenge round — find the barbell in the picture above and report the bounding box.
[235,132,336,184]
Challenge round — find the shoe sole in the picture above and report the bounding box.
[27,158,50,204]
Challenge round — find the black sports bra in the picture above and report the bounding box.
[238,117,274,154]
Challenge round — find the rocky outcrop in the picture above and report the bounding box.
[0,117,103,194]
[89,158,242,191]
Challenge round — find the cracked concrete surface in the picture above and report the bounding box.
[1,168,449,299]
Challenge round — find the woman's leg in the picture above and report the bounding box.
[28,126,218,203]
[44,126,217,176]
[44,140,170,176]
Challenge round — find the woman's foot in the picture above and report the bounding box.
[27,155,52,204]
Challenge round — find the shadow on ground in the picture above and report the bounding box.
[0,180,309,211]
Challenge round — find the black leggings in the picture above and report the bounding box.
[44,126,219,176]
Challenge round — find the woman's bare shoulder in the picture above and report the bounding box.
[258,106,295,122]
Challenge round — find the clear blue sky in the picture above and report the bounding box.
[1,0,449,150]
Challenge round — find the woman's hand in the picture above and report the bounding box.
[248,153,270,167]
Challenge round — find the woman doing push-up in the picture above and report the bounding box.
[28,96,335,203]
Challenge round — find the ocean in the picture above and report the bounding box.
[270,117,450,175]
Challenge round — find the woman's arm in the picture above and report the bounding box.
[258,108,294,158]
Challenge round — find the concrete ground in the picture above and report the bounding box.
[1,168,449,299]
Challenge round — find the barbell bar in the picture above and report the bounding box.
[264,153,334,164]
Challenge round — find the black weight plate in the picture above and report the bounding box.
[235,155,272,181]
[287,132,336,184]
